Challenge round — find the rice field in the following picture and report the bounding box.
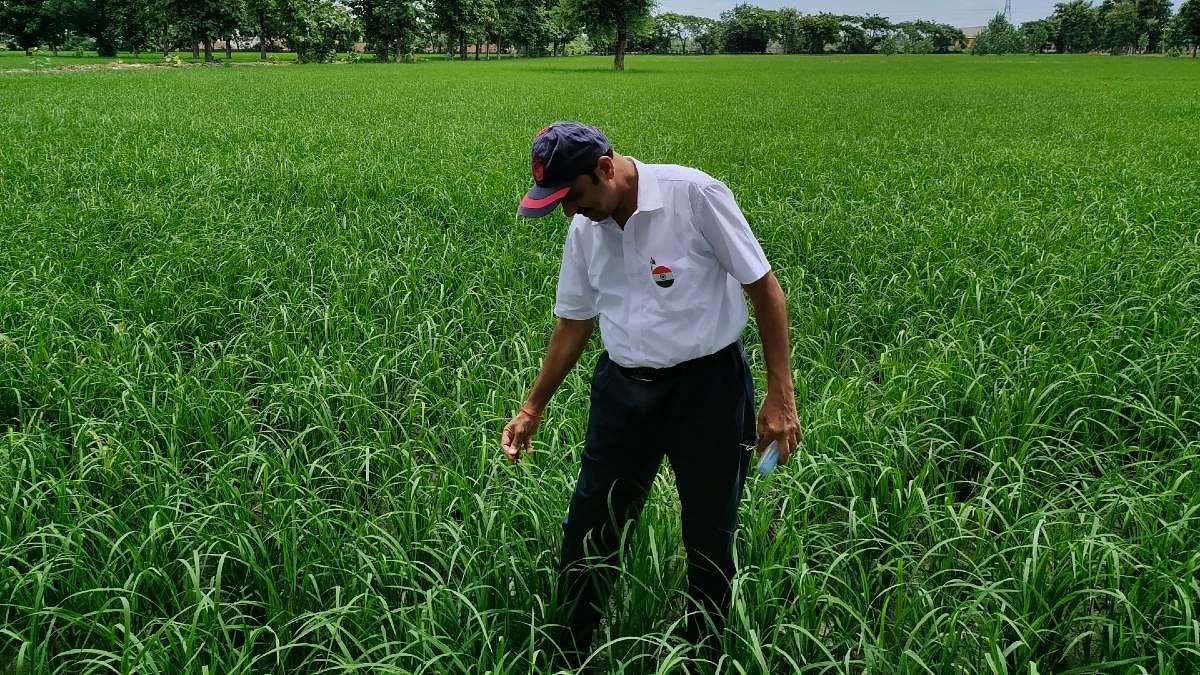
[2,54,1199,674]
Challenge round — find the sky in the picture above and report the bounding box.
[655,1,1063,27]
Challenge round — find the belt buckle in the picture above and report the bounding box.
[628,368,655,382]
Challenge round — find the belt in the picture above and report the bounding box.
[611,342,739,382]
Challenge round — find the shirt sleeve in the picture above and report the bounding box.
[553,225,599,320]
[693,181,771,285]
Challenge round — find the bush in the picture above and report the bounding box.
[910,38,936,54]
[972,13,1024,54]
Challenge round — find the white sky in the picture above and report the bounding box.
[655,1,1068,27]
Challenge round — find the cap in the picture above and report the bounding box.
[518,121,612,218]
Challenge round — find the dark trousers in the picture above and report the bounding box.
[554,342,756,663]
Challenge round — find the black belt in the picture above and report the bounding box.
[611,342,739,382]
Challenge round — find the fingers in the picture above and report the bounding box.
[785,425,803,463]
[757,427,801,465]
[501,423,520,464]
[502,416,538,465]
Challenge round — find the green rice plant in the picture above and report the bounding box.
[1,54,1198,673]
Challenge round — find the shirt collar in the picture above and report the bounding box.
[630,158,663,214]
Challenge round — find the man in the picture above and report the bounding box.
[500,121,801,665]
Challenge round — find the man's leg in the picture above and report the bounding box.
[663,344,755,647]
[554,352,663,666]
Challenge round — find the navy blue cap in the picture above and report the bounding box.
[518,121,613,218]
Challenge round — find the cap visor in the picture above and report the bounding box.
[517,184,570,218]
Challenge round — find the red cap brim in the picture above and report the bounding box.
[517,184,570,218]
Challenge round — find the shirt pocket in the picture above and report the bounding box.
[648,256,701,315]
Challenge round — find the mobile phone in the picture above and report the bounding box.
[757,440,780,476]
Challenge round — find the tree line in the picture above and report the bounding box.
[2,0,1198,68]
[973,0,1200,56]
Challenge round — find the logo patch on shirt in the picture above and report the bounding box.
[650,258,675,288]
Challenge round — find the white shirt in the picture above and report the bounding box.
[554,160,771,369]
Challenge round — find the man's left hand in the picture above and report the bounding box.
[757,391,803,465]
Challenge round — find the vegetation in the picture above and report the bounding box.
[2,54,1199,672]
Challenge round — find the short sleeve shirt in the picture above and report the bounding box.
[554,160,771,369]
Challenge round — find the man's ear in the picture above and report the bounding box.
[596,155,616,180]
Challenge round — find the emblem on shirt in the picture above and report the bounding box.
[650,258,675,288]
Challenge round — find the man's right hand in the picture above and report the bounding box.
[501,410,541,464]
[500,316,594,466]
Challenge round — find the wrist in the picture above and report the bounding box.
[765,381,795,400]
[520,405,544,421]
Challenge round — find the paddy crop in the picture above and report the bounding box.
[2,55,1199,673]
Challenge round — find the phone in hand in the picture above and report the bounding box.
[757,440,780,476]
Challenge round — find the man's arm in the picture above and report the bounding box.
[743,271,803,463]
[501,316,595,463]
[521,317,596,415]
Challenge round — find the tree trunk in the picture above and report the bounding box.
[615,23,627,70]
[193,42,200,60]
[475,42,479,60]
[204,39,213,62]
[459,32,467,60]
[226,38,232,60]
[260,33,268,60]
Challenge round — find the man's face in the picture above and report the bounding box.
[560,157,618,222]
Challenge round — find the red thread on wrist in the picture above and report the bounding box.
[520,406,543,420]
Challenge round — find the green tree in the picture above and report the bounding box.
[1100,0,1141,53]
[168,0,240,61]
[691,15,719,53]
[350,0,420,61]
[280,0,353,62]
[470,0,496,59]
[973,12,1021,53]
[653,12,685,53]
[431,0,477,60]
[110,0,158,56]
[637,13,672,53]
[544,0,579,55]
[1019,18,1056,52]
[1173,0,1200,55]
[796,12,839,54]
[893,19,961,53]
[568,0,653,70]
[719,3,774,53]
[37,0,77,54]
[242,0,287,59]
[61,0,152,57]
[774,7,801,53]
[490,0,550,57]
[1137,0,1171,51]
[0,0,47,53]
[1052,0,1099,52]
[861,13,891,50]
[838,18,869,53]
